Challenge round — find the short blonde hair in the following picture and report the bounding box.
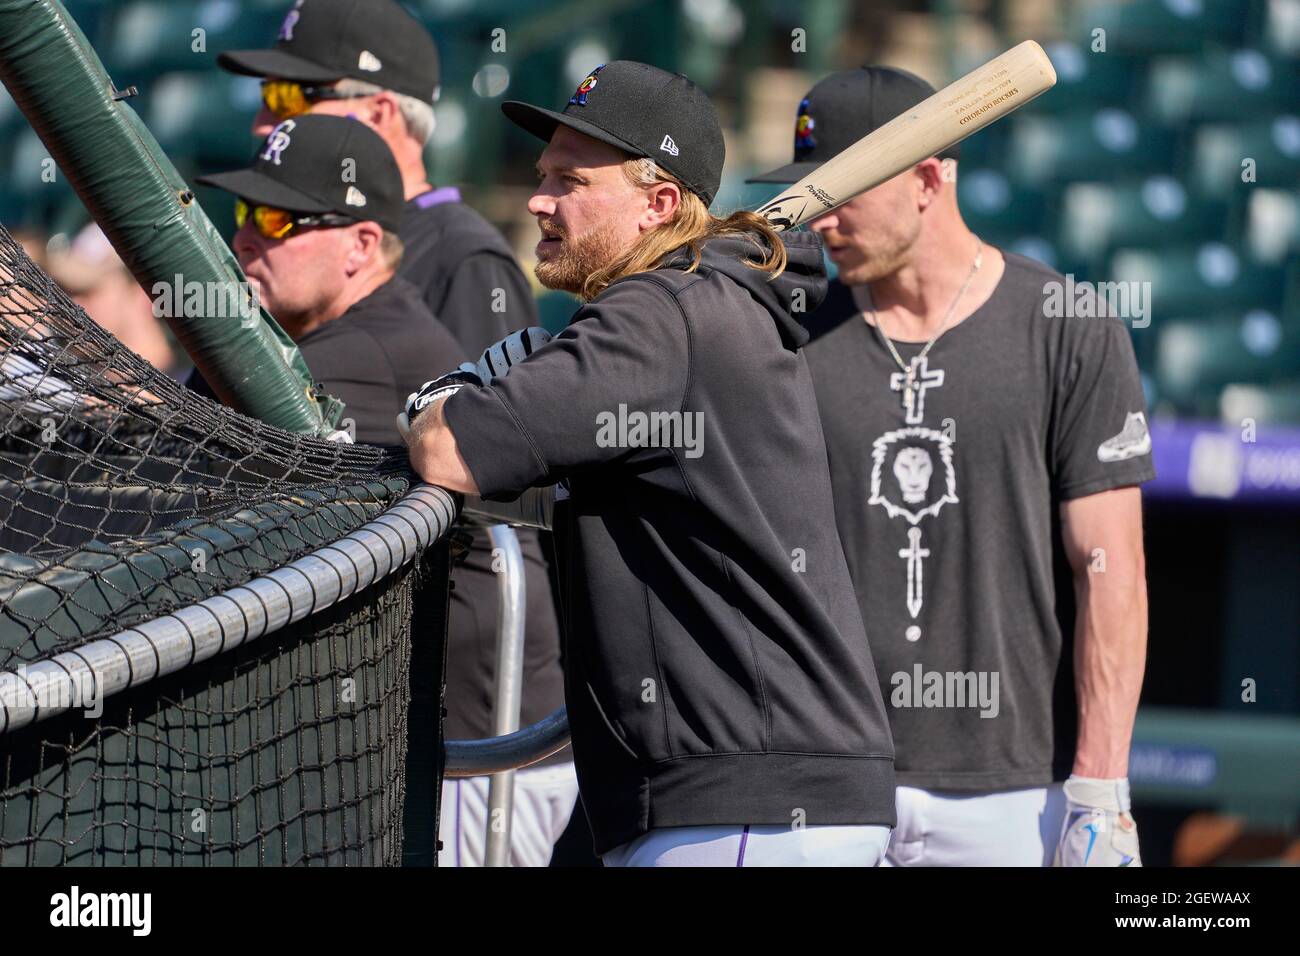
[577,157,788,301]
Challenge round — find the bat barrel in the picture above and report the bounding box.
[755,40,1057,232]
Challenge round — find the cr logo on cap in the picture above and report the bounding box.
[278,0,303,42]
[569,64,605,106]
[260,119,296,165]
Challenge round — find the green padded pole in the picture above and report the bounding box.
[0,0,342,435]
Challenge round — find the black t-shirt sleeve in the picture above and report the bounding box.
[1050,314,1156,500]
[434,252,539,357]
[298,326,405,445]
[443,278,688,497]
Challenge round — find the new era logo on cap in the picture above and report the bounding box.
[358,50,382,72]
[345,185,367,207]
[659,134,679,156]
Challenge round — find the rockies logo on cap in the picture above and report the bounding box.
[569,64,605,106]
[795,97,816,152]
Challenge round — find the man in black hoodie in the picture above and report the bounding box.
[404,61,896,866]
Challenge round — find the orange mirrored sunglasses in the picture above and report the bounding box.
[234,198,355,239]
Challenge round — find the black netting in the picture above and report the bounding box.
[0,223,409,663]
[0,224,448,866]
[0,561,417,866]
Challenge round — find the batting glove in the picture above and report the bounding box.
[474,327,552,383]
[396,364,482,442]
[1053,775,1142,867]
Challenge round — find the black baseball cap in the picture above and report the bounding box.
[195,114,404,231]
[502,60,725,206]
[218,0,440,104]
[748,65,960,184]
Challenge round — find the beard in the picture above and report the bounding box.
[833,216,922,286]
[534,220,626,298]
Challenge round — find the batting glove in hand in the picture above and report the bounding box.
[396,364,482,442]
[474,327,552,383]
[1053,775,1141,867]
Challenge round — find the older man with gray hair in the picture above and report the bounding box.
[219,0,538,355]
[217,0,574,867]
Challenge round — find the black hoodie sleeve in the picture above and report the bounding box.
[442,277,689,498]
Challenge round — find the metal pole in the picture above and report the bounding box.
[484,525,526,866]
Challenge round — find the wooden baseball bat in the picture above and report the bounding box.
[755,40,1057,231]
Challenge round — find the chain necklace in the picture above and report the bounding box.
[864,238,983,413]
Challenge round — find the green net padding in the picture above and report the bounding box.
[0,224,450,865]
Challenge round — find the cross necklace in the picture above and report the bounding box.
[865,238,983,417]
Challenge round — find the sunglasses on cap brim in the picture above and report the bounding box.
[234,198,357,239]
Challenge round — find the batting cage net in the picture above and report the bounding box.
[0,224,454,865]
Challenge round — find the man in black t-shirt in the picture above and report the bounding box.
[751,67,1154,866]
[192,114,575,866]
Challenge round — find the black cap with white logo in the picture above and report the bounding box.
[502,60,725,207]
[748,65,959,184]
[218,0,440,104]
[195,114,404,231]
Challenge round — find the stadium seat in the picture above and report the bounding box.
[1156,312,1300,412]
[1110,242,1289,318]
[1072,0,1253,55]
[958,167,1051,237]
[1147,49,1300,124]
[1220,382,1300,425]
[3,128,77,225]
[1028,43,1145,114]
[1192,118,1300,196]
[1265,0,1300,55]
[1246,189,1300,264]
[101,0,280,81]
[146,72,261,166]
[1060,177,1228,265]
[1007,110,1178,186]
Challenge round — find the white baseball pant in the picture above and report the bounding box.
[602,824,892,867]
[438,761,579,867]
[881,783,1068,866]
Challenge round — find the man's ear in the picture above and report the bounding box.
[914,158,947,210]
[367,92,403,136]
[641,180,682,232]
[345,221,385,275]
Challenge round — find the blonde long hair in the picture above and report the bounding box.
[578,158,788,300]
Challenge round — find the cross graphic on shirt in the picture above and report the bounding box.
[898,526,930,619]
[889,355,945,424]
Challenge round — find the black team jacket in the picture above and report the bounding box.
[443,231,896,855]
